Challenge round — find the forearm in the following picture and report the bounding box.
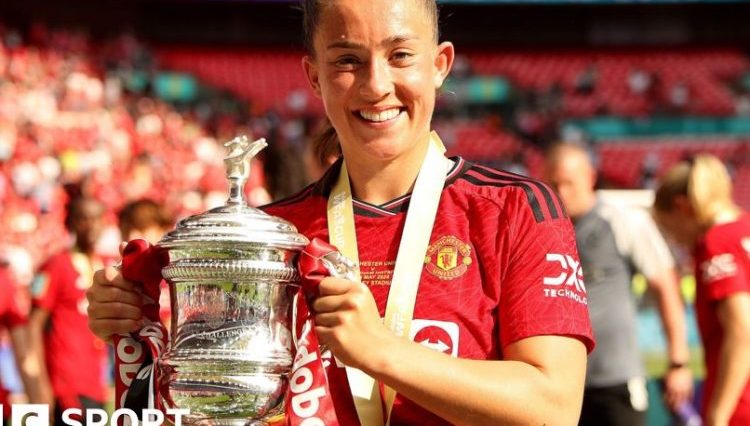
[651,271,690,363]
[366,335,586,426]
[26,312,54,404]
[707,328,750,421]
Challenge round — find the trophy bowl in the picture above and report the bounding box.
[156,137,309,425]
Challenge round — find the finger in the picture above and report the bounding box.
[88,302,143,321]
[94,267,138,292]
[313,291,369,313]
[89,318,142,341]
[88,285,143,306]
[318,277,359,296]
[315,312,346,328]
[119,241,128,257]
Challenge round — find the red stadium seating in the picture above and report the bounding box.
[155,47,323,114]
[466,49,748,117]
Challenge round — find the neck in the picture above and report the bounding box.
[342,136,431,205]
[570,194,598,221]
[74,244,95,258]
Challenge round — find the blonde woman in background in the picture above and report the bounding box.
[654,155,750,426]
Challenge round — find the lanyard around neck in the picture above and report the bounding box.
[326,132,449,426]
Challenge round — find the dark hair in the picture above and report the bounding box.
[64,196,103,231]
[300,0,440,164]
[117,199,172,238]
[301,0,439,56]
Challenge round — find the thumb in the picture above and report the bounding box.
[119,241,128,257]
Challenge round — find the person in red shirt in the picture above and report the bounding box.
[654,154,750,426]
[86,0,594,424]
[0,263,44,421]
[27,196,109,425]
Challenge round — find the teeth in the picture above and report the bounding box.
[359,108,400,122]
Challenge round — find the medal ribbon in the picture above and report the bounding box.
[326,132,448,426]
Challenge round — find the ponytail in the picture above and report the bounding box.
[687,155,740,225]
[654,154,740,226]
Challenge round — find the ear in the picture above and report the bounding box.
[302,56,322,98]
[588,166,598,190]
[433,41,455,89]
[673,195,694,215]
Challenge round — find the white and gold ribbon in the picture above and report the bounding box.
[326,132,449,426]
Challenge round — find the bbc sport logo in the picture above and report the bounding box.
[0,404,189,425]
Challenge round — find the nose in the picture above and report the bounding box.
[359,57,393,101]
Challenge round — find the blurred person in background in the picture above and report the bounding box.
[654,155,750,426]
[117,198,173,325]
[27,195,109,425]
[544,142,692,426]
[117,198,173,245]
[0,259,45,421]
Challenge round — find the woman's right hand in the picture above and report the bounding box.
[87,255,144,342]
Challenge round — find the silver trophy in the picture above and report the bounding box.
[157,136,309,425]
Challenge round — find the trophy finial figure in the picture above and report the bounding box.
[223,135,268,205]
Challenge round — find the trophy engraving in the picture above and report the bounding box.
[157,136,309,425]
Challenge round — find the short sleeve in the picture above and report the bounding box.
[31,263,58,312]
[697,231,749,302]
[499,190,595,353]
[0,269,26,329]
[612,206,675,280]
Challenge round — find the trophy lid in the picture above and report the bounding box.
[158,136,309,251]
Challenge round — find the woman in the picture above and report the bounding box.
[87,1,594,424]
[654,155,750,426]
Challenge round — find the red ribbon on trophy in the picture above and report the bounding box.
[286,237,342,426]
[113,239,170,423]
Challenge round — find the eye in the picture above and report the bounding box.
[391,51,415,65]
[333,55,362,69]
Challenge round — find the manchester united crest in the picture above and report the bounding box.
[424,235,472,280]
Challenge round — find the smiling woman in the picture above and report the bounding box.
[301,0,452,205]
[86,1,595,425]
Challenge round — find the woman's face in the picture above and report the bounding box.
[654,198,701,248]
[304,0,453,162]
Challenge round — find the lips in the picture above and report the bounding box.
[357,108,402,123]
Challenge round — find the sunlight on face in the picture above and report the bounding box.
[544,151,596,219]
[304,0,452,163]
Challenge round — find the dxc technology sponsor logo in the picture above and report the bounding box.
[542,253,587,305]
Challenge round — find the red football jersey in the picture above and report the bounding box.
[31,252,107,405]
[1,267,25,418]
[693,214,750,425]
[265,158,594,426]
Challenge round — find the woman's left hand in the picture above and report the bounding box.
[312,277,393,371]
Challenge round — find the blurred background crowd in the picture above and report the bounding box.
[1,0,749,424]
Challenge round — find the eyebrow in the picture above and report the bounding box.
[326,34,419,51]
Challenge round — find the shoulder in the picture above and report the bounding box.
[39,251,73,272]
[595,198,658,234]
[261,183,318,215]
[703,214,750,253]
[452,160,566,224]
[0,267,14,291]
[261,158,342,219]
